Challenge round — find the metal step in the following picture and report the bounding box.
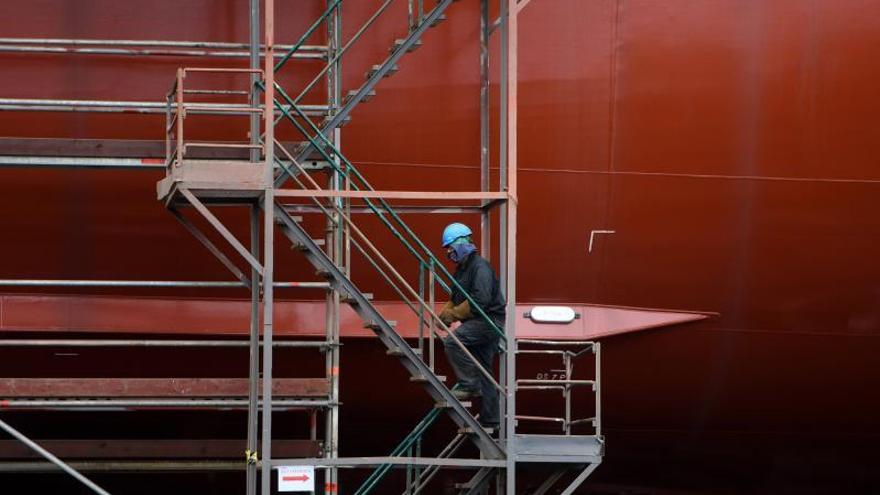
[281,0,458,187]
[366,64,398,80]
[430,14,447,27]
[275,215,303,224]
[345,89,376,104]
[409,374,446,382]
[363,320,397,331]
[390,38,423,53]
[340,292,373,305]
[455,467,496,495]
[387,345,419,357]
[290,238,326,251]
[457,425,495,435]
[435,400,471,409]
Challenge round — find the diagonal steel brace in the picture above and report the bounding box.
[0,418,112,495]
[169,206,253,288]
[178,187,264,277]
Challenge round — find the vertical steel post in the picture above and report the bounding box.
[246,1,261,493]
[497,3,511,493]
[504,0,519,493]
[246,205,261,495]
[479,0,491,259]
[326,3,342,493]
[260,0,276,492]
[564,352,572,435]
[418,263,426,357]
[498,0,509,290]
[175,69,185,167]
[249,0,261,163]
[428,260,436,371]
[595,342,602,438]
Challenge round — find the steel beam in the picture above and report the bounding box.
[0,399,330,409]
[268,457,506,468]
[0,98,327,115]
[260,1,277,492]
[0,378,330,398]
[179,188,264,276]
[284,204,484,215]
[0,419,112,495]
[0,461,246,472]
[0,439,322,460]
[0,279,327,288]
[275,189,508,200]
[0,339,331,348]
[169,206,253,287]
[559,463,600,495]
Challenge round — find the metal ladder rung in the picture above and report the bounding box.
[435,400,471,409]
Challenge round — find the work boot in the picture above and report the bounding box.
[452,388,481,400]
[479,422,500,438]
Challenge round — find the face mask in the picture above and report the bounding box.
[448,242,476,263]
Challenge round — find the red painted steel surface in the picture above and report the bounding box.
[0,0,878,492]
[0,294,706,339]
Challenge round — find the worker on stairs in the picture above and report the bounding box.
[438,222,506,431]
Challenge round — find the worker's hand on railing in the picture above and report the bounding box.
[439,301,455,326]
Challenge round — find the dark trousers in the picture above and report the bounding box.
[443,318,501,425]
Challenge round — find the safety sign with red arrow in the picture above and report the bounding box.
[278,465,315,492]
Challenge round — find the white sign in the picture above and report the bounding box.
[528,306,577,324]
[278,465,315,492]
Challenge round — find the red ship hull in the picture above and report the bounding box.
[0,1,878,493]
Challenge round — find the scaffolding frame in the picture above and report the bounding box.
[0,1,604,494]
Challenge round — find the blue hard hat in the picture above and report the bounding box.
[442,222,472,247]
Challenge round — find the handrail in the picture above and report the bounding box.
[272,140,502,391]
[274,0,342,73]
[276,97,506,354]
[268,84,507,343]
[293,0,399,105]
[515,340,601,436]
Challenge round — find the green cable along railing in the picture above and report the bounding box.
[265,82,507,344]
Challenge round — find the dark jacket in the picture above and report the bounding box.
[450,252,506,322]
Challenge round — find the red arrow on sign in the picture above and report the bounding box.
[282,475,310,482]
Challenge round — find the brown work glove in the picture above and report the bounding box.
[439,301,455,327]
[449,300,473,322]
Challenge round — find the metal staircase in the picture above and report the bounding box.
[157,0,603,494]
[273,204,503,459]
